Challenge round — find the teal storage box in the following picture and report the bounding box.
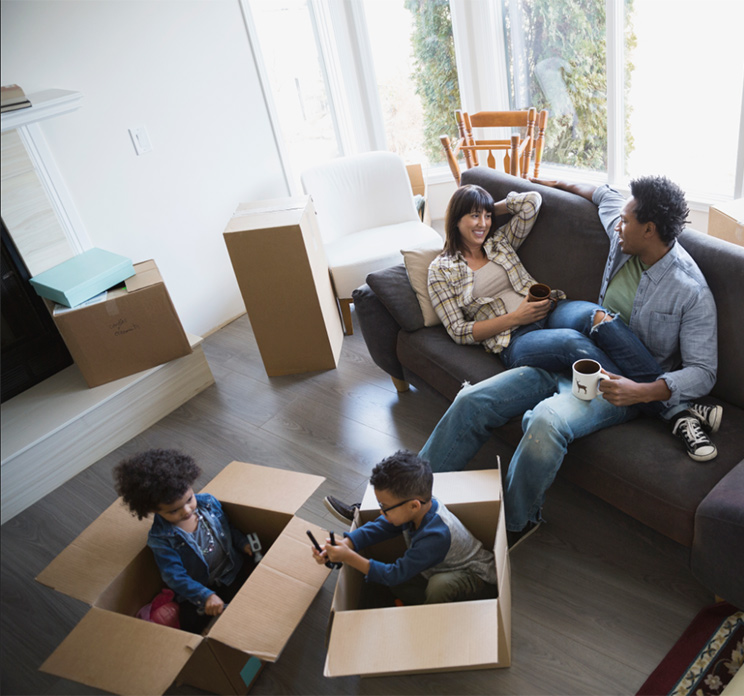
[29,248,135,308]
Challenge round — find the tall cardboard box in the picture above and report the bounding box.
[406,162,432,227]
[36,461,332,695]
[324,469,511,677]
[50,259,192,387]
[224,197,344,377]
[708,198,744,246]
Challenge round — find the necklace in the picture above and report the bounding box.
[194,510,215,554]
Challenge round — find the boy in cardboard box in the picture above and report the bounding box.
[114,449,258,633]
[312,450,498,605]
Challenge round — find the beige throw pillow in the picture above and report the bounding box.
[401,244,444,327]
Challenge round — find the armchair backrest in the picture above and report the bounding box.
[301,151,419,244]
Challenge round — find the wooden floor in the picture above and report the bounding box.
[0,311,713,695]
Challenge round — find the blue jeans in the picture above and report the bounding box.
[419,367,639,532]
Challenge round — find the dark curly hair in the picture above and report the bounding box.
[629,176,689,246]
[369,449,433,501]
[443,184,495,256]
[113,449,201,520]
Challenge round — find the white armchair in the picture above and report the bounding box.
[301,151,442,334]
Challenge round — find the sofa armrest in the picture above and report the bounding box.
[352,282,406,381]
[691,460,744,609]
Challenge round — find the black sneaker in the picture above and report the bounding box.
[324,495,359,523]
[507,521,542,551]
[672,415,717,462]
[687,402,723,433]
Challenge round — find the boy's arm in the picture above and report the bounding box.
[148,537,214,607]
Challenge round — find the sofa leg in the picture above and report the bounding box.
[391,376,410,393]
[339,298,353,335]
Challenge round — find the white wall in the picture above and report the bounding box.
[1,0,287,336]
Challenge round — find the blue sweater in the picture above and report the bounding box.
[346,499,497,587]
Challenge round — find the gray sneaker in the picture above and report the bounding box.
[507,521,542,551]
[324,495,359,523]
[672,415,717,462]
[687,402,723,433]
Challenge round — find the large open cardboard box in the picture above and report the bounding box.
[708,198,744,246]
[49,259,192,388]
[36,461,332,695]
[324,469,511,677]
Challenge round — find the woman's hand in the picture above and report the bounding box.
[204,593,225,616]
[510,297,552,325]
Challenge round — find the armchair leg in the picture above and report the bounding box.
[391,376,410,393]
[339,298,354,335]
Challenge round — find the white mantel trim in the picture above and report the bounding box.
[0,89,83,132]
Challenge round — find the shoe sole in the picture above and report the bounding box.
[323,497,355,524]
[687,447,718,462]
[509,522,542,552]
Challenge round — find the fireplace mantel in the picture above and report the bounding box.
[0,89,83,132]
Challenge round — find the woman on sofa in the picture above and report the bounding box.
[427,184,660,384]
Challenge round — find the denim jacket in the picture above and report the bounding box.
[147,493,249,607]
[593,185,717,407]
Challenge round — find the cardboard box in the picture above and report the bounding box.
[224,196,344,377]
[324,469,511,677]
[36,461,332,695]
[708,198,744,246]
[29,247,135,307]
[406,163,432,227]
[50,259,192,387]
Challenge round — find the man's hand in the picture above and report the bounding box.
[599,372,671,406]
[529,177,561,188]
[204,593,225,616]
[529,178,597,202]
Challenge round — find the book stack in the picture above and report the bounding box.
[1,84,32,113]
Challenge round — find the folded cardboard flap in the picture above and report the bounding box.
[325,600,502,677]
[208,516,331,659]
[125,259,162,292]
[41,607,201,696]
[202,460,325,516]
[36,500,150,604]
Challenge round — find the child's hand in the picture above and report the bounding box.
[204,593,225,616]
[243,542,253,555]
[323,536,353,563]
[311,545,329,565]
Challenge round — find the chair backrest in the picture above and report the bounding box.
[440,108,548,185]
[301,151,419,244]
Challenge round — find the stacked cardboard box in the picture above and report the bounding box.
[324,468,511,676]
[708,198,744,246]
[37,461,331,695]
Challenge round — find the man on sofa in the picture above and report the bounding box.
[326,176,721,550]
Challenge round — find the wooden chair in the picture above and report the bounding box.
[440,107,549,185]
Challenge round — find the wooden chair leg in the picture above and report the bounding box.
[391,376,410,392]
[339,298,353,335]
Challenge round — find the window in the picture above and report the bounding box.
[245,0,744,201]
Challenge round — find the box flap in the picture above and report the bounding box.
[207,516,332,660]
[36,499,150,604]
[124,259,162,292]
[202,461,325,516]
[40,607,201,695]
[361,469,500,513]
[324,600,502,677]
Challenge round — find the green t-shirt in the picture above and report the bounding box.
[603,256,649,325]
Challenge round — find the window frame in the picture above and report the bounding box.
[242,0,744,203]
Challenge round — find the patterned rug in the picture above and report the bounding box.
[637,601,743,696]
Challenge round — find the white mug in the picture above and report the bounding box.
[572,359,610,400]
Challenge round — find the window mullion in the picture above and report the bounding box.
[606,0,624,186]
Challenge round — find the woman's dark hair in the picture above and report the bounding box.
[629,176,689,245]
[442,184,495,256]
[113,449,201,519]
[369,449,433,501]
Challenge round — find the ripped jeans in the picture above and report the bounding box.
[500,300,665,394]
[419,367,639,532]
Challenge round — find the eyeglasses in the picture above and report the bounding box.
[378,498,429,515]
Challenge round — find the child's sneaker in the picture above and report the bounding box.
[672,415,717,462]
[687,402,723,433]
[324,495,359,523]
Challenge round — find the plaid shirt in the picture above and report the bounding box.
[428,191,563,354]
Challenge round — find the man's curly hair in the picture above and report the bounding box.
[629,176,689,246]
[113,449,201,520]
[369,449,433,501]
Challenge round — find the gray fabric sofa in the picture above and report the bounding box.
[353,167,744,608]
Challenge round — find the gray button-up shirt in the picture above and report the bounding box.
[593,185,717,408]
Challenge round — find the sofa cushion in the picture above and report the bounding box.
[366,264,425,333]
[401,245,443,327]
